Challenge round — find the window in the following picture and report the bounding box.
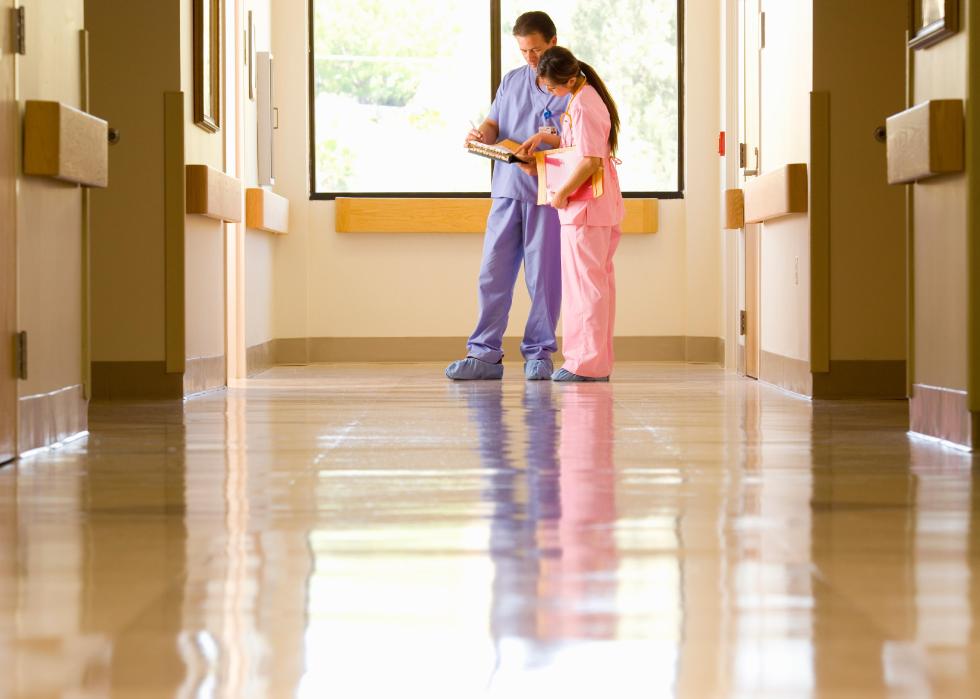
[309,1,682,198]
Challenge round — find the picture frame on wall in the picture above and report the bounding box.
[247,10,255,101]
[194,0,221,132]
[909,0,959,50]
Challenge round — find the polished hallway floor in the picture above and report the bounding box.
[1,363,978,698]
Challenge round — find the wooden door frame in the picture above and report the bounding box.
[738,0,762,379]
[1,0,18,464]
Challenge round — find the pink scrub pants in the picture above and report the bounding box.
[559,224,621,378]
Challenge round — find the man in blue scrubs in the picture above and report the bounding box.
[446,11,569,381]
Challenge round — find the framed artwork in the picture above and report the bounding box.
[909,0,959,50]
[194,0,221,132]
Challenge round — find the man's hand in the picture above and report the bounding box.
[517,160,537,177]
[464,128,485,148]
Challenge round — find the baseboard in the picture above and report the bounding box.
[268,336,725,365]
[92,361,183,400]
[18,384,88,454]
[759,352,907,400]
[183,354,226,396]
[812,360,907,399]
[760,350,813,396]
[246,339,276,376]
[910,384,974,450]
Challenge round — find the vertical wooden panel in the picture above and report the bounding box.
[80,30,92,401]
[810,91,830,373]
[745,223,761,379]
[0,0,17,462]
[970,0,980,412]
[164,92,185,374]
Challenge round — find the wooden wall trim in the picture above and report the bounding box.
[810,91,831,373]
[245,187,288,234]
[18,384,88,454]
[969,2,980,412]
[164,92,185,374]
[886,99,965,184]
[743,164,809,224]
[23,100,108,188]
[186,164,243,222]
[335,198,660,235]
[724,188,744,229]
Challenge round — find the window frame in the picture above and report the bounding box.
[307,0,684,200]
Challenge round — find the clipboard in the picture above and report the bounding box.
[533,147,604,205]
[465,139,528,164]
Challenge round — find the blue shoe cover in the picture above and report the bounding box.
[445,357,504,381]
[551,368,610,382]
[524,358,554,381]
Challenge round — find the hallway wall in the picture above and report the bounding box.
[16,0,88,451]
[180,0,227,391]
[757,0,812,364]
[88,0,181,398]
[908,0,977,448]
[267,0,724,361]
[243,0,276,359]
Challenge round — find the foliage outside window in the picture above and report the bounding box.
[310,0,681,197]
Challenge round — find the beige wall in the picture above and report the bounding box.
[89,0,180,362]
[17,0,85,395]
[813,0,907,362]
[685,0,724,342]
[758,0,812,362]
[271,0,722,346]
[244,0,276,350]
[181,0,226,361]
[912,3,970,391]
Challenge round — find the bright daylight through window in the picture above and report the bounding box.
[310,1,680,197]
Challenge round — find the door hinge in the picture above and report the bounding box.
[760,12,766,50]
[739,142,747,169]
[13,7,26,55]
[14,331,27,380]
[740,311,747,336]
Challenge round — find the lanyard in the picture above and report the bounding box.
[559,79,587,138]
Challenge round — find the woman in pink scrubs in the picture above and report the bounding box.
[534,47,624,382]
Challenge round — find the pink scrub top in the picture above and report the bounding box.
[557,84,625,227]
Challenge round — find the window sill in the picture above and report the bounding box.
[333,198,660,234]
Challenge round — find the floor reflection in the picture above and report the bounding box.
[1,365,979,698]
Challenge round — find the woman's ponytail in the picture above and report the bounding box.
[577,61,620,155]
[537,48,620,155]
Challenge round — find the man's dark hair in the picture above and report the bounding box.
[512,11,557,41]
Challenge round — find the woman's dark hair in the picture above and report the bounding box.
[512,11,557,41]
[537,46,620,154]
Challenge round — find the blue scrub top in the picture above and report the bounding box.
[487,65,570,203]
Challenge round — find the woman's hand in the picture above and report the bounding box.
[550,191,569,209]
[519,133,545,155]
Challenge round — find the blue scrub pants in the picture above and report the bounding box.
[466,197,562,363]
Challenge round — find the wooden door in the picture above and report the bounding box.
[0,0,17,464]
[740,0,762,378]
